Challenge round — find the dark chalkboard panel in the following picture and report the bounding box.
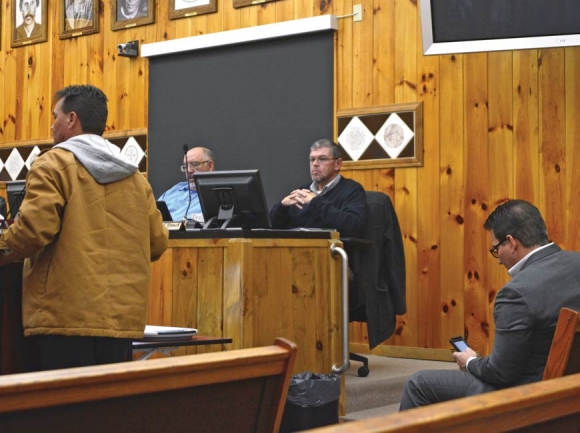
[148,31,334,209]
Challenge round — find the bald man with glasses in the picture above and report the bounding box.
[400,199,580,410]
[269,138,366,238]
[158,147,215,222]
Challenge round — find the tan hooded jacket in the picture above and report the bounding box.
[0,134,168,339]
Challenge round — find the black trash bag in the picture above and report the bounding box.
[279,372,341,433]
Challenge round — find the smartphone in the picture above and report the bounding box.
[449,336,469,352]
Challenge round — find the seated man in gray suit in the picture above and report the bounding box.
[400,199,580,410]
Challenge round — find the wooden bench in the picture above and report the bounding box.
[309,373,580,432]
[0,337,297,433]
[308,307,580,432]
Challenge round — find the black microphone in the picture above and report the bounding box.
[182,144,192,223]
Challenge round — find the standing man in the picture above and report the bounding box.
[269,138,366,238]
[158,147,215,222]
[0,85,168,371]
[16,0,45,39]
[399,199,580,410]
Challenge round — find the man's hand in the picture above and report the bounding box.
[452,347,478,371]
[281,189,317,209]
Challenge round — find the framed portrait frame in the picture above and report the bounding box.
[170,0,217,20]
[233,0,277,8]
[11,0,48,48]
[111,0,155,31]
[59,0,99,40]
[336,102,424,170]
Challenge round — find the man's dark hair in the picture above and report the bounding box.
[484,199,549,248]
[19,0,40,9]
[310,138,342,159]
[54,85,108,135]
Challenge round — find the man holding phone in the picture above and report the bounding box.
[400,199,580,410]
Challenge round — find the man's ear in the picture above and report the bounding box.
[506,234,518,250]
[68,112,81,130]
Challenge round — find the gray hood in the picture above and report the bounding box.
[54,134,138,184]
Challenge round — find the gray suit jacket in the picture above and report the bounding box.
[468,244,580,388]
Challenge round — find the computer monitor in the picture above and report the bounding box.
[6,181,26,220]
[194,170,272,229]
[156,201,173,221]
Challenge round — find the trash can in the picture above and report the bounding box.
[280,371,341,432]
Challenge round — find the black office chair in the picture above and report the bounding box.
[342,191,406,377]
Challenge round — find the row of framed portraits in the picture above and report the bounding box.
[13,0,241,48]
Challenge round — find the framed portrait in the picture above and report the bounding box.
[59,0,99,40]
[11,0,48,48]
[111,0,155,31]
[233,0,277,8]
[170,0,217,20]
[336,102,424,169]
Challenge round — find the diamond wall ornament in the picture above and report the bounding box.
[375,113,415,160]
[337,116,374,161]
[120,137,146,166]
[0,134,146,183]
[25,146,42,169]
[5,149,25,181]
[336,102,423,169]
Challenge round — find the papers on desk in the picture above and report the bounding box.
[143,325,198,341]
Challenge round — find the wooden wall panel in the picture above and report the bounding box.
[463,53,492,354]
[539,49,567,246]
[439,54,465,344]
[416,49,441,348]
[2,1,580,359]
[486,51,513,345]
[513,51,540,206]
[566,49,580,250]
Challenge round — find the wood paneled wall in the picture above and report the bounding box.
[2,1,579,358]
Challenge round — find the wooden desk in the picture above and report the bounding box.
[148,231,343,375]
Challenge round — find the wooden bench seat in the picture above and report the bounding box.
[309,373,580,432]
[0,337,296,433]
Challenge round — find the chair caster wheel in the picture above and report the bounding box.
[358,365,369,377]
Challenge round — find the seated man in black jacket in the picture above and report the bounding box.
[269,138,366,238]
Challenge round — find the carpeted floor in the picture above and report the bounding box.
[343,354,457,421]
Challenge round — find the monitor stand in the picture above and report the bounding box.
[202,205,241,229]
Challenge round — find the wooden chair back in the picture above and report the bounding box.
[0,338,297,433]
[543,307,580,380]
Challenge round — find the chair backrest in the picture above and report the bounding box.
[543,307,580,380]
[0,337,297,433]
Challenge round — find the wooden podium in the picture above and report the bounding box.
[148,230,344,375]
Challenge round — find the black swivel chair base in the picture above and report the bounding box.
[349,352,370,377]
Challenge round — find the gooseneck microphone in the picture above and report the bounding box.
[182,144,192,223]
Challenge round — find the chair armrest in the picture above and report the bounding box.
[340,237,373,248]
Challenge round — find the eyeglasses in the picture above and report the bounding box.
[180,161,210,172]
[489,239,507,258]
[309,157,337,164]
